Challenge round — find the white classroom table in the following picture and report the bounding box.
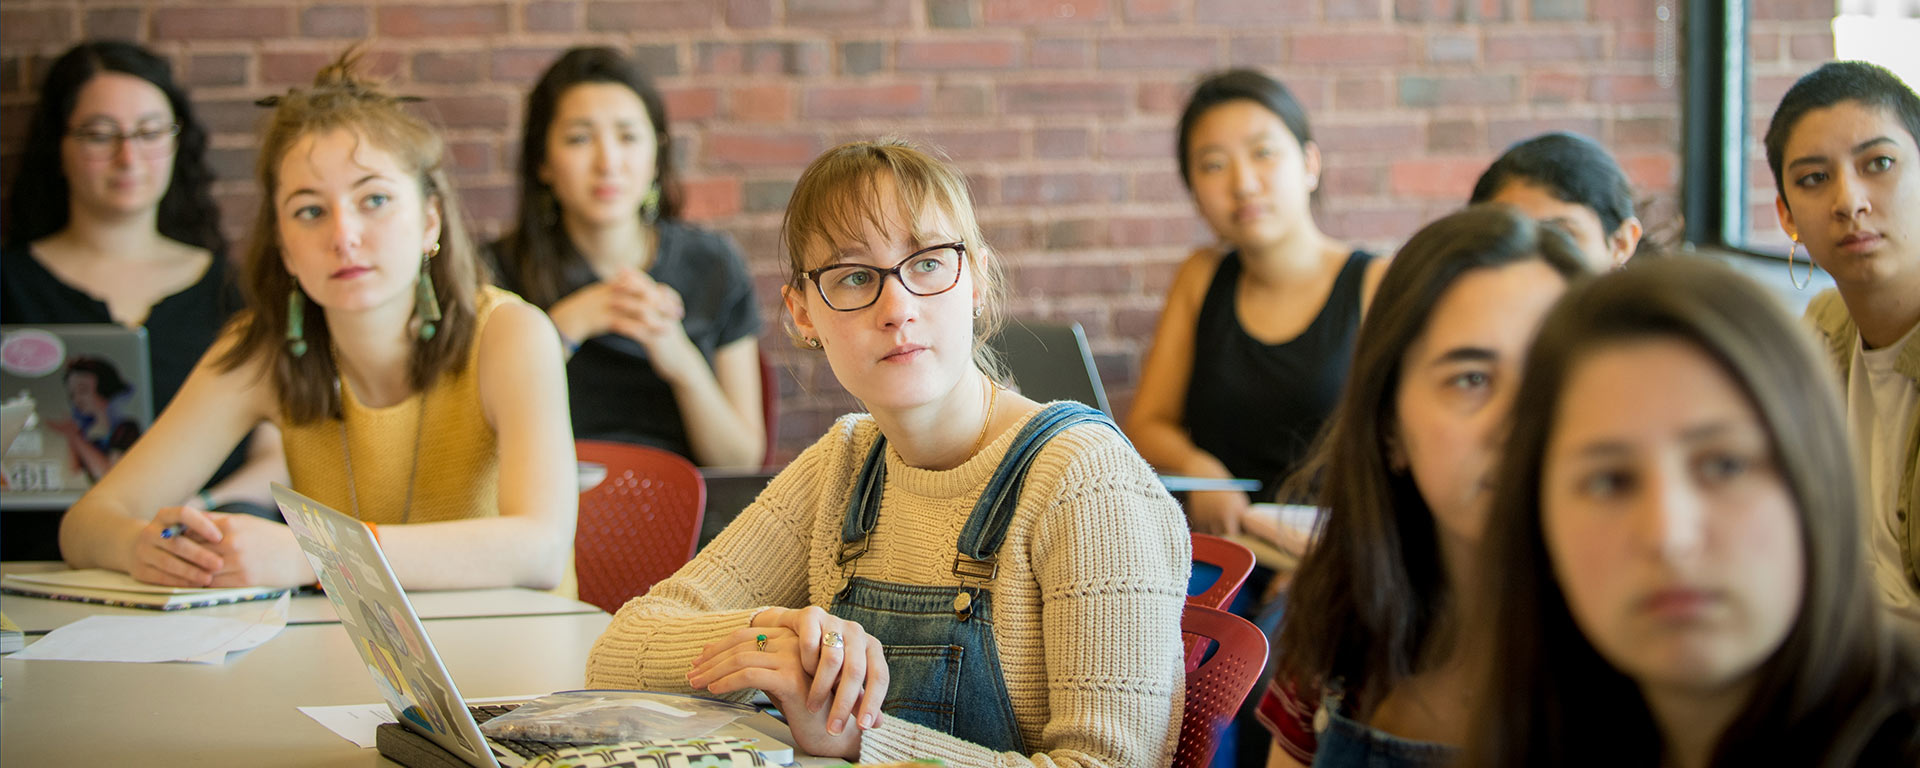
[0,611,613,767]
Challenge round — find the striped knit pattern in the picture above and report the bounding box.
[587,407,1192,768]
[280,286,511,525]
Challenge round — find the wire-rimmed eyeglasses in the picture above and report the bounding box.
[804,242,967,312]
[65,122,181,159]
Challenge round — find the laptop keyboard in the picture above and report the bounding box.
[470,703,594,759]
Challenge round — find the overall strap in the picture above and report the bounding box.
[837,436,888,565]
[955,402,1122,567]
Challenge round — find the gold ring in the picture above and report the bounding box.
[755,633,768,652]
[822,631,844,649]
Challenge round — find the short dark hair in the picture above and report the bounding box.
[1176,69,1313,189]
[1273,204,1593,715]
[497,47,681,308]
[1470,132,1637,237]
[1764,61,1920,199]
[1467,257,1920,767]
[6,41,224,255]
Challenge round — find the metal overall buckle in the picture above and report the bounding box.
[950,555,997,621]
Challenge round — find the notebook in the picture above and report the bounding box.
[270,483,798,768]
[0,324,155,509]
[0,568,290,610]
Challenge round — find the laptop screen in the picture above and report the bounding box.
[0,325,154,509]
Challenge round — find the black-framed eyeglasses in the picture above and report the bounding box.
[65,123,181,158]
[804,242,967,312]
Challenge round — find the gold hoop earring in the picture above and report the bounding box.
[1787,236,1812,291]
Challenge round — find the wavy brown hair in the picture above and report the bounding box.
[217,48,484,424]
[1466,257,1920,767]
[1272,204,1591,716]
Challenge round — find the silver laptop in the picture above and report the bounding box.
[270,483,797,768]
[0,324,154,509]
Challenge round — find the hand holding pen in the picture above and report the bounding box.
[132,507,225,587]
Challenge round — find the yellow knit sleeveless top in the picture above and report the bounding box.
[280,286,512,525]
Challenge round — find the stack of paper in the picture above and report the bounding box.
[6,592,288,664]
[0,568,289,610]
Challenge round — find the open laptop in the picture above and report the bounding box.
[270,483,798,768]
[987,320,1111,415]
[0,324,154,508]
[697,469,780,550]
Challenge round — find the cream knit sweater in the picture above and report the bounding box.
[587,408,1191,768]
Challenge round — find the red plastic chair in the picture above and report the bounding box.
[1188,533,1256,610]
[1174,603,1270,768]
[573,440,707,614]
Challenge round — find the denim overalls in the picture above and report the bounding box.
[1311,683,1457,768]
[828,403,1119,753]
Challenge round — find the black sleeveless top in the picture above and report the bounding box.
[1183,250,1374,502]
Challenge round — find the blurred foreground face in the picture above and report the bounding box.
[1543,338,1802,698]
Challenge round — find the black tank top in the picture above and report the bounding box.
[1183,250,1373,502]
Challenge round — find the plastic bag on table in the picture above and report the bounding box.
[478,689,754,744]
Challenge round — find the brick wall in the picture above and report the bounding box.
[0,0,1829,462]
[1747,0,1840,249]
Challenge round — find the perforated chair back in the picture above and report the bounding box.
[1187,533,1256,610]
[1174,603,1270,768]
[574,440,707,614]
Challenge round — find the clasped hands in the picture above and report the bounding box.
[687,606,889,760]
[550,269,699,370]
[130,505,313,589]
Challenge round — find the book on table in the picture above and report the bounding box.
[0,568,289,610]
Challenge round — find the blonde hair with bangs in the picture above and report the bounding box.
[780,138,1008,384]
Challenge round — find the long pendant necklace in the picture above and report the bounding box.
[335,376,426,524]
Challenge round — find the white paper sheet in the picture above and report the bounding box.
[300,695,538,748]
[7,593,288,664]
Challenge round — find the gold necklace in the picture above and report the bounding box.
[970,374,1000,457]
[334,374,425,525]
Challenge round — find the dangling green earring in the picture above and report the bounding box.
[286,290,308,358]
[640,183,661,224]
[416,243,442,341]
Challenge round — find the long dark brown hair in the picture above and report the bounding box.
[1467,257,1920,766]
[494,46,681,308]
[7,41,224,255]
[216,48,483,424]
[1273,204,1590,715]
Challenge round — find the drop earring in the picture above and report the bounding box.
[415,242,443,341]
[640,183,661,224]
[286,289,308,358]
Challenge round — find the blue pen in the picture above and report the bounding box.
[159,523,187,540]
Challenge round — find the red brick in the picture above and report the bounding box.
[413,51,486,84]
[583,1,711,31]
[1751,0,1831,20]
[1589,74,1673,105]
[681,177,744,220]
[1098,37,1221,70]
[1747,30,1782,62]
[185,54,250,88]
[729,85,792,122]
[1031,38,1092,68]
[1036,127,1092,158]
[1322,165,1385,197]
[1486,32,1603,62]
[85,8,143,40]
[428,95,514,131]
[1002,171,1127,205]
[917,129,1025,161]
[1314,122,1423,155]
[447,140,494,177]
[704,131,825,168]
[197,98,269,135]
[153,6,290,40]
[1109,216,1205,247]
[788,0,911,26]
[983,0,1110,25]
[933,83,991,117]
[898,40,1021,71]
[1398,75,1516,107]
[1788,32,1832,61]
[1137,80,1191,115]
[492,48,562,83]
[1123,0,1185,22]
[1320,205,1427,242]
[1591,0,1648,21]
[1327,0,1387,19]
[1002,81,1129,116]
[664,87,721,122]
[302,5,369,37]
[1197,0,1315,23]
[1334,76,1389,110]
[376,4,507,37]
[1044,218,1109,248]
[1613,116,1678,149]
[1292,32,1411,66]
[1427,119,1483,152]
[1,9,70,44]
[1527,71,1585,105]
[1618,151,1677,189]
[698,41,830,76]
[262,51,402,86]
[522,1,578,31]
[727,0,776,27]
[1230,35,1288,67]
[1388,156,1490,199]
[1102,127,1174,160]
[1487,117,1603,149]
[803,84,928,119]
